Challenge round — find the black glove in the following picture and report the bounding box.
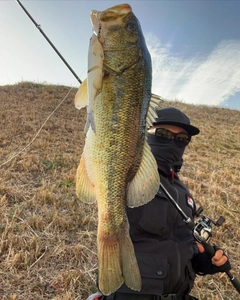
[191,245,231,275]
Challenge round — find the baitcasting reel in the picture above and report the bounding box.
[193,206,225,243]
[160,182,240,293]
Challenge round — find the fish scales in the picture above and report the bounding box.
[75,3,160,296]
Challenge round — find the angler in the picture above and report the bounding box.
[87,107,232,300]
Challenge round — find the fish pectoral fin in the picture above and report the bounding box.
[74,78,88,110]
[146,93,164,129]
[127,140,160,207]
[76,155,96,203]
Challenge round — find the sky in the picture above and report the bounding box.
[1,0,240,110]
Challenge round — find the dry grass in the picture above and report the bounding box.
[0,82,239,299]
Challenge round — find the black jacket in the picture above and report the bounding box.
[118,168,197,295]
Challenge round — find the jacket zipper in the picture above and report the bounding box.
[173,185,184,289]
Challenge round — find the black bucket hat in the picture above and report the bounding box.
[153,107,200,136]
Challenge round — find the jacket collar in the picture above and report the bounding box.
[157,161,182,179]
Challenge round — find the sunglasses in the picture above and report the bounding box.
[149,128,191,147]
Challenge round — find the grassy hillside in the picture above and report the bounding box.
[0,82,239,300]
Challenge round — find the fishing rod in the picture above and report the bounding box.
[160,182,240,294]
[15,0,82,84]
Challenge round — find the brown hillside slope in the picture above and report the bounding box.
[0,82,239,300]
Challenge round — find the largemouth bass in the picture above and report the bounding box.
[75,3,161,296]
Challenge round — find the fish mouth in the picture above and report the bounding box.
[90,4,133,43]
[98,4,132,22]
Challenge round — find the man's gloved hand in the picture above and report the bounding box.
[192,243,231,275]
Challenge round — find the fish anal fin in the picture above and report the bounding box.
[76,154,96,203]
[127,140,160,207]
[74,78,88,110]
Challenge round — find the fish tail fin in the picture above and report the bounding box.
[98,236,123,295]
[120,231,141,291]
[98,225,141,295]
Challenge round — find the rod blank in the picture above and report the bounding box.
[15,0,82,84]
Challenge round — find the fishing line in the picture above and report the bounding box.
[0,87,74,168]
[15,0,82,84]
[1,1,86,167]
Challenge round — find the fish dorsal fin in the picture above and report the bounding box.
[127,140,160,208]
[76,154,96,204]
[74,78,88,110]
[146,94,164,129]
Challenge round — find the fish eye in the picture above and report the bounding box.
[127,22,136,31]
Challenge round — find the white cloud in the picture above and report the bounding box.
[146,34,240,106]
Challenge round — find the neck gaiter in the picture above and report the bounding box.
[147,133,186,173]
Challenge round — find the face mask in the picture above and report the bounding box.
[147,133,186,172]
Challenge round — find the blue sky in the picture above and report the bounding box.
[1,0,240,110]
